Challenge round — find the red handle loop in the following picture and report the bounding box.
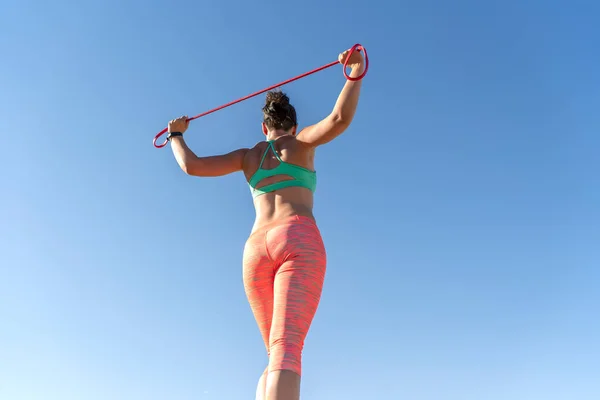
[153,127,169,148]
[153,43,369,148]
[343,43,369,81]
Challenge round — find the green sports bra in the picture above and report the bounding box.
[248,140,317,198]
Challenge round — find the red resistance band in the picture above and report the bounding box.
[153,43,369,148]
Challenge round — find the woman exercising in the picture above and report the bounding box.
[166,47,365,400]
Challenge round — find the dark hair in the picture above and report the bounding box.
[262,90,297,131]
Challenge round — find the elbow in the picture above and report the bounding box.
[176,158,191,175]
[180,163,192,175]
[331,112,352,128]
[178,157,201,176]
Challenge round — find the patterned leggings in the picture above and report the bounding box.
[242,215,327,376]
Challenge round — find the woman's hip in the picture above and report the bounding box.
[244,215,326,267]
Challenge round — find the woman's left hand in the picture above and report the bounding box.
[168,116,190,134]
[338,48,364,69]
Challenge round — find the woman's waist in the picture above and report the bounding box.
[250,203,316,236]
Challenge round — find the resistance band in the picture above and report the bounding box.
[153,43,369,148]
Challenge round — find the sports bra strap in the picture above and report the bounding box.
[270,141,284,162]
[258,141,283,169]
[257,142,271,169]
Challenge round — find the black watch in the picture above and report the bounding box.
[167,131,183,141]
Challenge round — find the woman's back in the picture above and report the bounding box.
[243,134,317,233]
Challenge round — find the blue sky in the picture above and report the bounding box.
[1,0,599,399]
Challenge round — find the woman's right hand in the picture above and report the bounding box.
[168,116,190,134]
[338,48,364,70]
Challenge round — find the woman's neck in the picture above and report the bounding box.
[266,130,293,141]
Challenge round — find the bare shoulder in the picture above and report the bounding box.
[291,135,316,157]
[272,135,314,157]
[242,140,267,177]
[243,140,267,161]
[289,136,316,169]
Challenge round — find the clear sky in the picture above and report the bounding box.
[1,0,599,399]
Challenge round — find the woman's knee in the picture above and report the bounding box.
[268,339,303,376]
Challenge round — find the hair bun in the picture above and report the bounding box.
[262,90,297,131]
[265,90,290,106]
[268,101,283,114]
[278,95,290,106]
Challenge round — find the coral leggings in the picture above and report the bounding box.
[243,215,327,376]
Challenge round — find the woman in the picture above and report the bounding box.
[166,47,365,400]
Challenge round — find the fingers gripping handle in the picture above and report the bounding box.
[343,44,369,81]
[153,43,369,148]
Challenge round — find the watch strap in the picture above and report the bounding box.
[167,131,183,141]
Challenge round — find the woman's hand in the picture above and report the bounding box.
[338,48,364,70]
[168,116,190,134]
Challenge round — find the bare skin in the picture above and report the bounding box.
[168,48,365,400]
[257,368,268,400]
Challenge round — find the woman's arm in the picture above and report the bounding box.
[296,49,365,148]
[168,116,248,177]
